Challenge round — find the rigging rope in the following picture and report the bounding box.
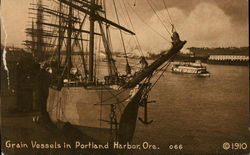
[112,0,130,68]
[146,0,171,36]
[124,0,171,42]
[96,36,102,79]
[146,0,174,28]
[162,0,174,26]
[120,0,144,57]
[146,54,176,93]
[149,0,174,31]
[47,2,59,63]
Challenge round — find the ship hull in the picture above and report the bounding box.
[46,85,142,142]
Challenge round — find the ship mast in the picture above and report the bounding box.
[36,0,44,61]
[89,0,95,83]
[100,0,118,77]
[31,21,36,57]
[66,0,73,79]
[25,0,136,84]
[57,2,63,70]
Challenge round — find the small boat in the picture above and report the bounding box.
[171,60,210,77]
[197,71,210,77]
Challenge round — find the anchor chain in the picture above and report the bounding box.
[138,80,154,125]
[109,104,118,141]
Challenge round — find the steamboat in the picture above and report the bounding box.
[172,60,210,77]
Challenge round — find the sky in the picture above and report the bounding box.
[1,0,249,53]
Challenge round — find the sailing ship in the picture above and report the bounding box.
[24,0,186,144]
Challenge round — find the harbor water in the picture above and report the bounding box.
[132,64,249,154]
[1,59,249,154]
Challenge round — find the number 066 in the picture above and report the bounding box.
[169,144,183,150]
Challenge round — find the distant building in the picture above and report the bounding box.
[208,55,249,61]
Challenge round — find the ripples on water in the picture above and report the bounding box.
[71,57,248,154]
[132,64,249,154]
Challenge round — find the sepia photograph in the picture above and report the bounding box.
[1,0,249,154]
